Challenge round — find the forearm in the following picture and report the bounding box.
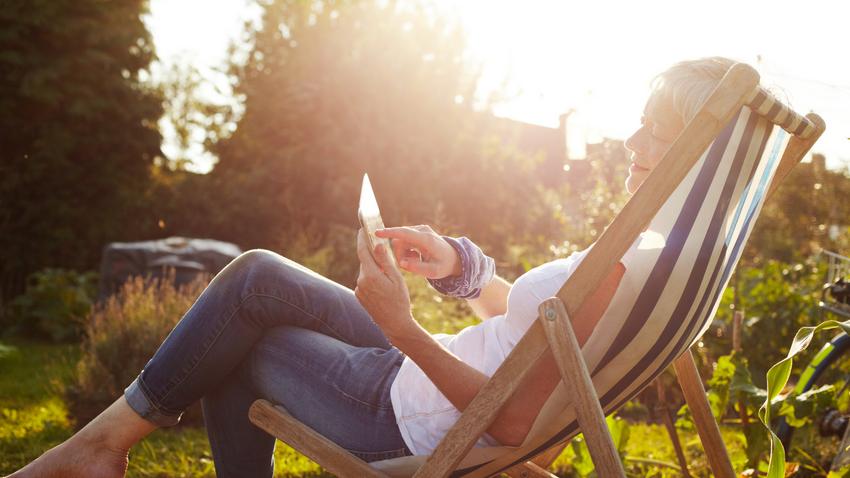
[466,274,511,320]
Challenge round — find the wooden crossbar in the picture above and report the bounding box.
[249,400,389,478]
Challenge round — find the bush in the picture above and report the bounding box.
[68,269,209,425]
[703,258,824,384]
[5,269,98,342]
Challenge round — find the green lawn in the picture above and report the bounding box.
[0,340,327,477]
[1,339,748,477]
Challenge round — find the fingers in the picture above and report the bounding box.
[390,237,410,265]
[374,243,403,283]
[356,229,381,275]
[376,226,434,250]
[358,229,400,284]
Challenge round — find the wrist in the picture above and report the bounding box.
[386,317,428,350]
[428,236,495,299]
[449,251,462,277]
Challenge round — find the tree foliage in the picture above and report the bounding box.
[746,155,850,265]
[0,0,163,304]
[154,0,558,283]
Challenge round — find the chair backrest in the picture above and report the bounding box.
[458,78,821,477]
[369,67,823,478]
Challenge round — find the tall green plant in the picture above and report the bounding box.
[677,350,833,471]
[761,320,850,478]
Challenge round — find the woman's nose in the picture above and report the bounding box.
[624,128,644,154]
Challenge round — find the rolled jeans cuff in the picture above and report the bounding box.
[124,376,183,427]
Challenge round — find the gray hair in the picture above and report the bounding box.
[650,57,746,123]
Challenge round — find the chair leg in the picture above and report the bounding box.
[248,399,389,478]
[539,298,627,478]
[654,379,692,477]
[673,349,736,478]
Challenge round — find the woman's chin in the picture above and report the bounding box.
[625,176,640,195]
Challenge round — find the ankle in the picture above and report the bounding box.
[74,428,131,456]
[74,396,158,452]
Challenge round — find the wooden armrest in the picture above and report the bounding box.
[248,399,389,478]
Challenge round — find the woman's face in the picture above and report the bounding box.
[624,93,685,194]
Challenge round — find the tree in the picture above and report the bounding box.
[745,154,850,264]
[169,0,557,282]
[0,0,163,305]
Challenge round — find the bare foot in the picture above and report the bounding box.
[6,435,128,478]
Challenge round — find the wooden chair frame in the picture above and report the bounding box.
[248,64,826,478]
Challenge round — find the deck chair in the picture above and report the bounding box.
[248,64,826,477]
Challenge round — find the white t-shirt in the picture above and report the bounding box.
[389,248,591,455]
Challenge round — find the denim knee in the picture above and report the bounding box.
[223,249,285,290]
[231,249,280,275]
[228,249,323,293]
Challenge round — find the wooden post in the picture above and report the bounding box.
[732,310,749,426]
[654,379,692,477]
[539,298,627,478]
[673,350,736,478]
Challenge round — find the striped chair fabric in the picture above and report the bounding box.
[371,92,804,477]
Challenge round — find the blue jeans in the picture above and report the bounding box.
[123,249,412,477]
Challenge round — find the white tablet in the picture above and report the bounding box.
[357,173,397,268]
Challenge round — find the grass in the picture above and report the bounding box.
[1,272,753,478]
[0,339,329,477]
[1,340,753,477]
[0,339,78,473]
[0,275,483,477]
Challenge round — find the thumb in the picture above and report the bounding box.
[375,243,403,282]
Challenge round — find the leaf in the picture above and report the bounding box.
[570,435,595,477]
[777,384,835,428]
[759,319,850,478]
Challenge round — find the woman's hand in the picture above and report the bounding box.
[355,229,416,342]
[375,225,461,279]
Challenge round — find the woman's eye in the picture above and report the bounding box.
[650,128,672,142]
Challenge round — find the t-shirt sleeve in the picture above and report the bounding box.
[501,249,592,347]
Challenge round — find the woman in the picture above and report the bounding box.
[7,56,737,478]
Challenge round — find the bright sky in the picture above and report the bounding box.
[146,0,850,173]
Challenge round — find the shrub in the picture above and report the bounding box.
[705,258,824,384]
[68,269,209,424]
[6,268,98,342]
[0,342,16,361]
